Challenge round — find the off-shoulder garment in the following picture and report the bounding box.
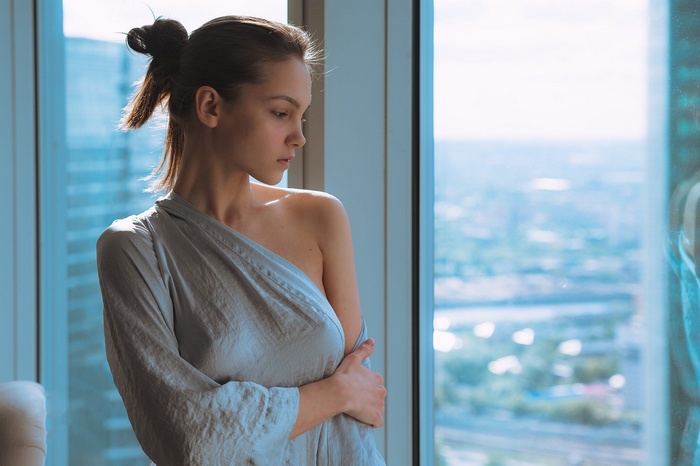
[96,192,385,466]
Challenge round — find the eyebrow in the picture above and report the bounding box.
[269,95,301,109]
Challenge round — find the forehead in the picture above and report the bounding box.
[251,58,312,107]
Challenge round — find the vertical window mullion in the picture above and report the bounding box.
[36,0,70,463]
[416,0,434,464]
[384,0,420,463]
[0,0,18,383]
[14,0,38,383]
[0,0,39,383]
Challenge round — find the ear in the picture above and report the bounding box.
[194,86,222,128]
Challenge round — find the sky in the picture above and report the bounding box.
[62,0,288,41]
[433,0,649,140]
[64,0,649,141]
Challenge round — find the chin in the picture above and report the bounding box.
[251,175,285,187]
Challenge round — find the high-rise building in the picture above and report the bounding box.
[65,36,159,465]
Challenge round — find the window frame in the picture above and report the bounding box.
[415,1,435,464]
[36,0,70,463]
[647,0,671,464]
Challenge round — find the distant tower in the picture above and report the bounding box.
[65,37,160,466]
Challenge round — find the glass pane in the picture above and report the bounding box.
[432,2,650,465]
[44,2,287,465]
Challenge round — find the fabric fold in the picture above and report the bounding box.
[97,192,385,465]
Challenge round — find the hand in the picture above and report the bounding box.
[332,338,387,428]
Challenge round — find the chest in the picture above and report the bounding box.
[236,217,326,296]
[159,229,344,386]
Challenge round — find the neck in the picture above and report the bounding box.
[173,142,257,227]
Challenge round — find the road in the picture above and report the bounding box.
[436,412,643,466]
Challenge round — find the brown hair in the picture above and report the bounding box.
[121,16,319,192]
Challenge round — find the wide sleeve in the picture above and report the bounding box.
[96,219,299,466]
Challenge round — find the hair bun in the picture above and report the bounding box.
[126,18,188,66]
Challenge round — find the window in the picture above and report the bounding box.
[39,2,288,464]
[427,1,665,465]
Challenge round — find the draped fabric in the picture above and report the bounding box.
[97,192,384,466]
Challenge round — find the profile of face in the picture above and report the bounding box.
[208,58,312,186]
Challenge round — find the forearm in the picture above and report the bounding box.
[290,375,348,439]
[290,339,384,439]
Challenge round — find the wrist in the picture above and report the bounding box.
[327,371,353,414]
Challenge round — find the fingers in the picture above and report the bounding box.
[368,399,385,428]
[335,338,386,428]
[368,374,386,428]
[370,414,384,429]
[351,338,375,361]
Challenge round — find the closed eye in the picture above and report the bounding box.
[272,111,288,118]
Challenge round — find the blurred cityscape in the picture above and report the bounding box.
[433,140,645,465]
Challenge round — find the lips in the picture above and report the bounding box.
[277,154,295,164]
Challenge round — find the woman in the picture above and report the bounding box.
[96,15,386,466]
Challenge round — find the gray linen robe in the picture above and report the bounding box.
[96,192,385,466]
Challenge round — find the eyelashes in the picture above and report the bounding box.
[272,111,307,123]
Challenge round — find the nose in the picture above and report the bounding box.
[288,122,306,148]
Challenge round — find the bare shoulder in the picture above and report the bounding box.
[255,183,347,220]
[292,188,344,212]
[255,184,351,250]
[288,188,349,232]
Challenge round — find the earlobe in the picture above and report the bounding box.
[195,86,221,128]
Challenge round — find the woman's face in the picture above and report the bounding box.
[214,58,312,186]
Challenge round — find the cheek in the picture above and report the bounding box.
[261,121,288,140]
[235,117,256,135]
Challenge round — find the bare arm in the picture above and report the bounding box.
[290,193,386,438]
[314,194,364,354]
